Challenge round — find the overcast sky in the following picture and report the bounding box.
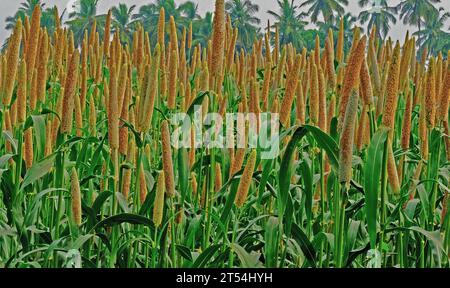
[1,0,449,41]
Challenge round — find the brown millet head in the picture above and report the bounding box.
[2,18,22,107]
[368,40,381,96]
[235,149,257,208]
[419,95,429,160]
[296,80,305,125]
[435,52,443,100]
[314,35,321,67]
[161,120,176,198]
[26,6,41,73]
[401,89,413,150]
[424,57,436,128]
[108,63,119,150]
[327,95,336,133]
[157,7,166,55]
[139,45,161,133]
[338,36,367,131]
[443,121,450,161]
[168,49,179,110]
[381,41,401,131]
[36,31,49,104]
[336,17,344,63]
[103,9,112,57]
[360,57,374,107]
[350,27,361,56]
[61,50,80,134]
[139,164,148,204]
[119,86,131,156]
[70,167,82,226]
[279,54,302,127]
[310,63,319,126]
[24,128,34,169]
[398,39,412,90]
[117,59,129,111]
[3,110,12,153]
[387,143,401,195]
[188,22,193,49]
[325,34,336,90]
[211,0,225,79]
[230,147,246,178]
[74,94,83,137]
[262,60,272,109]
[190,172,198,196]
[153,171,166,227]
[356,106,367,151]
[339,89,359,187]
[169,16,179,58]
[438,60,450,123]
[376,60,390,117]
[318,67,327,131]
[264,32,271,64]
[273,25,280,65]
[227,28,239,72]
[89,94,97,136]
[215,163,223,193]
[16,60,27,124]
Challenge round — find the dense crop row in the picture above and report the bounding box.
[0,0,449,268]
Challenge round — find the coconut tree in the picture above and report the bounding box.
[191,12,214,49]
[133,4,159,43]
[111,3,137,45]
[268,0,307,49]
[299,0,349,24]
[133,0,199,45]
[413,8,450,55]
[358,0,398,40]
[66,0,105,47]
[225,0,261,51]
[397,0,441,34]
[5,0,45,30]
[3,1,61,49]
[178,1,200,24]
[316,13,358,54]
[40,6,62,36]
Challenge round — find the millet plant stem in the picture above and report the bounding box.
[54,132,66,267]
[335,185,348,268]
[229,208,241,268]
[319,150,326,267]
[379,138,389,267]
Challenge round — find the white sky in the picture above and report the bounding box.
[1,0,449,41]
